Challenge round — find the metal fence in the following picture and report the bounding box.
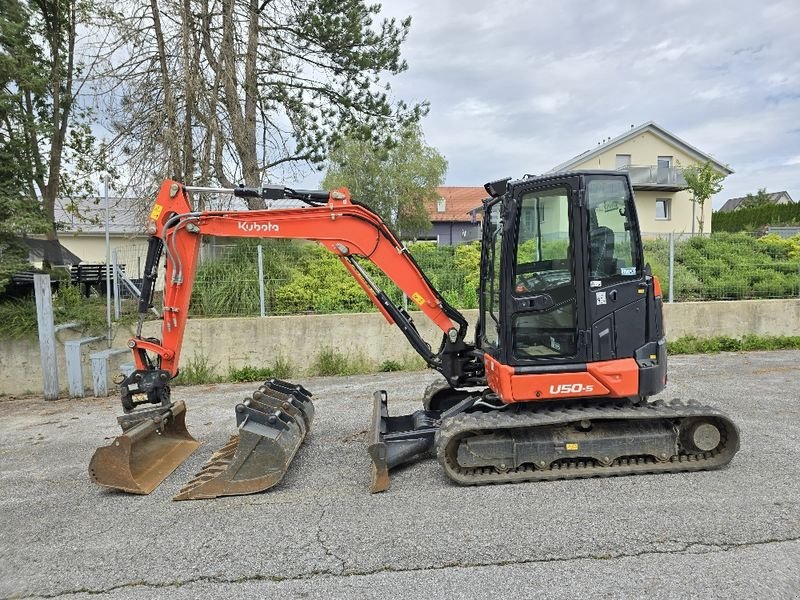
[190,241,477,317]
[105,231,800,322]
[642,232,800,303]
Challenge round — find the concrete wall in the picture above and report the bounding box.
[0,329,130,397]
[3,299,800,397]
[665,299,800,339]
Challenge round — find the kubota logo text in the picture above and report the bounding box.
[238,221,279,233]
[549,383,594,395]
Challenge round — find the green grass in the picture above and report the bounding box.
[0,283,135,339]
[227,356,294,382]
[0,299,39,338]
[172,353,222,385]
[667,334,800,355]
[310,347,373,376]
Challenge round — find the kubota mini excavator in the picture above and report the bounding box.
[90,172,740,500]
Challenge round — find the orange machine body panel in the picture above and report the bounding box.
[484,354,640,403]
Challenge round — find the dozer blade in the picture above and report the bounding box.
[174,379,314,501]
[367,390,438,493]
[89,401,200,495]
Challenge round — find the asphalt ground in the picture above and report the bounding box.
[1,351,798,599]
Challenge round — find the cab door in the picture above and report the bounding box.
[583,174,646,361]
[477,197,504,359]
[502,177,589,366]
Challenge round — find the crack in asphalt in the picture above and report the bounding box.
[313,499,347,574]
[8,536,799,599]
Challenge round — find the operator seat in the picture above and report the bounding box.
[590,225,616,277]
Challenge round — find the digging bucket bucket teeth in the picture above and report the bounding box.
[174,379,314,501]
[367,390,439,493]
[89,400,200,494]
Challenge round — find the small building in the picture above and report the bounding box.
[718,191,794,213]
[49,197,150,272]
[423,187,486,245]
[549,121,733,234]
[18,238,82,269]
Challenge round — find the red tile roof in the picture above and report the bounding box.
[426,187,486,222]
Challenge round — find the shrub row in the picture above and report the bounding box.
[644,232,800,300]
[712,203,800,232]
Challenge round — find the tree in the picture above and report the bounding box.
[322,124,447,238]
[742,188,772,208]
[683,161,726,234]
[0,191,50,290]
[0,0,52,287]
[104,0,426,208]
[0,0,111,244]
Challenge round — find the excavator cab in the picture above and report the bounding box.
[476,172,666,401]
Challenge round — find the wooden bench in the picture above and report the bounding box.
[70,264,126,297]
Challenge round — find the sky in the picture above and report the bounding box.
[361,0,800,209]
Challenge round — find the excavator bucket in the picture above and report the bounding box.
[367,390,438,493]
[173,379,314,501]
[89,401,200,494]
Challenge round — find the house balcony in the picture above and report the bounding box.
[617,165,688,192]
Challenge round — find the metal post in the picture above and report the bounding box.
[403,293,408,312]
[257,244,266,317]
[112,248,121,319]
[104,176,112,346]
[668,232,675,303]
[34,274,59,400]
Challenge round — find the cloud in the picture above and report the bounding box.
[349,0,796,208]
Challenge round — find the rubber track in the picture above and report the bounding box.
[437,398,740,485]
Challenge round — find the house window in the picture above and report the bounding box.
[436,198,446,213]
[657,156,672,168]
[656,198,671,220]
[615,154,631,169]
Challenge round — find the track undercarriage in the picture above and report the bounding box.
[370,386,740,490]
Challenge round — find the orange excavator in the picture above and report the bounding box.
[90,172,740,500]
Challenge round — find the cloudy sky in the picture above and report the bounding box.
[369,0,799,208]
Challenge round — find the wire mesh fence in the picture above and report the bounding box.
[642,231,800,302]
[103,231,800,322]
[190,240,479,317]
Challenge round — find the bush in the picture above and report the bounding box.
[378,360,403,372]
[674,233,799,299]
[273,245,374,314]
[0,282,115,339]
